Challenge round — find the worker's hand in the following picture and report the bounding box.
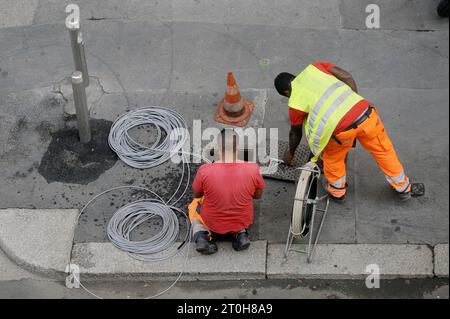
[283,149,294,166]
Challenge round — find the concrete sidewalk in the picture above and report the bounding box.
[0,209,448,281]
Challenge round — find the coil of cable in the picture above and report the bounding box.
[105,106,192,262]
[107,198,189,262]
[108,106,188,169]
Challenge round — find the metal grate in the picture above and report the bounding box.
[261,140,311,182]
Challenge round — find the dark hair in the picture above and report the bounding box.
[274,72,295,96]
[218,128,238,154]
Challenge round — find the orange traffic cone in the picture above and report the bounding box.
[214,72,255,127]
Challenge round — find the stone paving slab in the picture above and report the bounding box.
[170,0,342,30]
[33,0,448,31]
[340,0,449,31]
[33,0,171,26]
[1,20,447,93]
[338,30,449,90]
[0,0,39,29]
[353,88,449,245]
[91,88,267,129]
[0,249,42,281]
[33,0,341,30]
[267,244,434,279]
[0,209,78,278]
[434,244,449,278]
[71,241,267,281]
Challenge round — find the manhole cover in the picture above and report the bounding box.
[262,140,311,182]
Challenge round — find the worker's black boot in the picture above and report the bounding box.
[329,193,346,203]
[438,0,449,17]
[194,231,217,255]
[397,189,411,202]
[232,231,251,251]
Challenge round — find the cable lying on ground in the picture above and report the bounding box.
[106,106,194,261]
[107,199,189,262]
[108,106,188,169]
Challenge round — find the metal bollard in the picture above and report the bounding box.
[71,71,91,143]
[67,21,89,87]
[78,32,89,87]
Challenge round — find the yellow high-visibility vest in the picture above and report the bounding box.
[288,64,364,161]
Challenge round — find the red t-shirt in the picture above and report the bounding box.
[192,161,266,234]
[289,61,370,133]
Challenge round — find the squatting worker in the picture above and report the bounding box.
[274,61,411,202]
[188,129,266,255]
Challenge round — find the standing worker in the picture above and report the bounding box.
[188,129,266,255]
[274,61,411,201]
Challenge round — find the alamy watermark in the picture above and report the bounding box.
[65,263,80,289]
[65,4,80,29]
[365,4,381,29]
[168,120,280,174]
[365,264,381,289]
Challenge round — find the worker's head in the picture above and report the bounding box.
[217,128,239,162]
[274,72,295,97]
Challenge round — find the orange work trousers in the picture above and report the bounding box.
[323,107,410,198]
[188,197,209,234]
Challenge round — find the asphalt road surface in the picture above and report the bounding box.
[0,278,448,299]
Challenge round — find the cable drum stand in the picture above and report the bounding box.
[283,161,330,263]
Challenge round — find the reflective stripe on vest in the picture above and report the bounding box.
[310,88,354,154]
[288,64,364,161]
[308,81,345,131]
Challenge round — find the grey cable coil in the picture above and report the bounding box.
[72,185,192,299]
[106,106,196,262]
[108,106,188,169]
[107,199,189,262]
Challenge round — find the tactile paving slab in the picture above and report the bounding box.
[261,140,311,182]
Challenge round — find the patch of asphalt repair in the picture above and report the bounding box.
[38,118,117,185]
